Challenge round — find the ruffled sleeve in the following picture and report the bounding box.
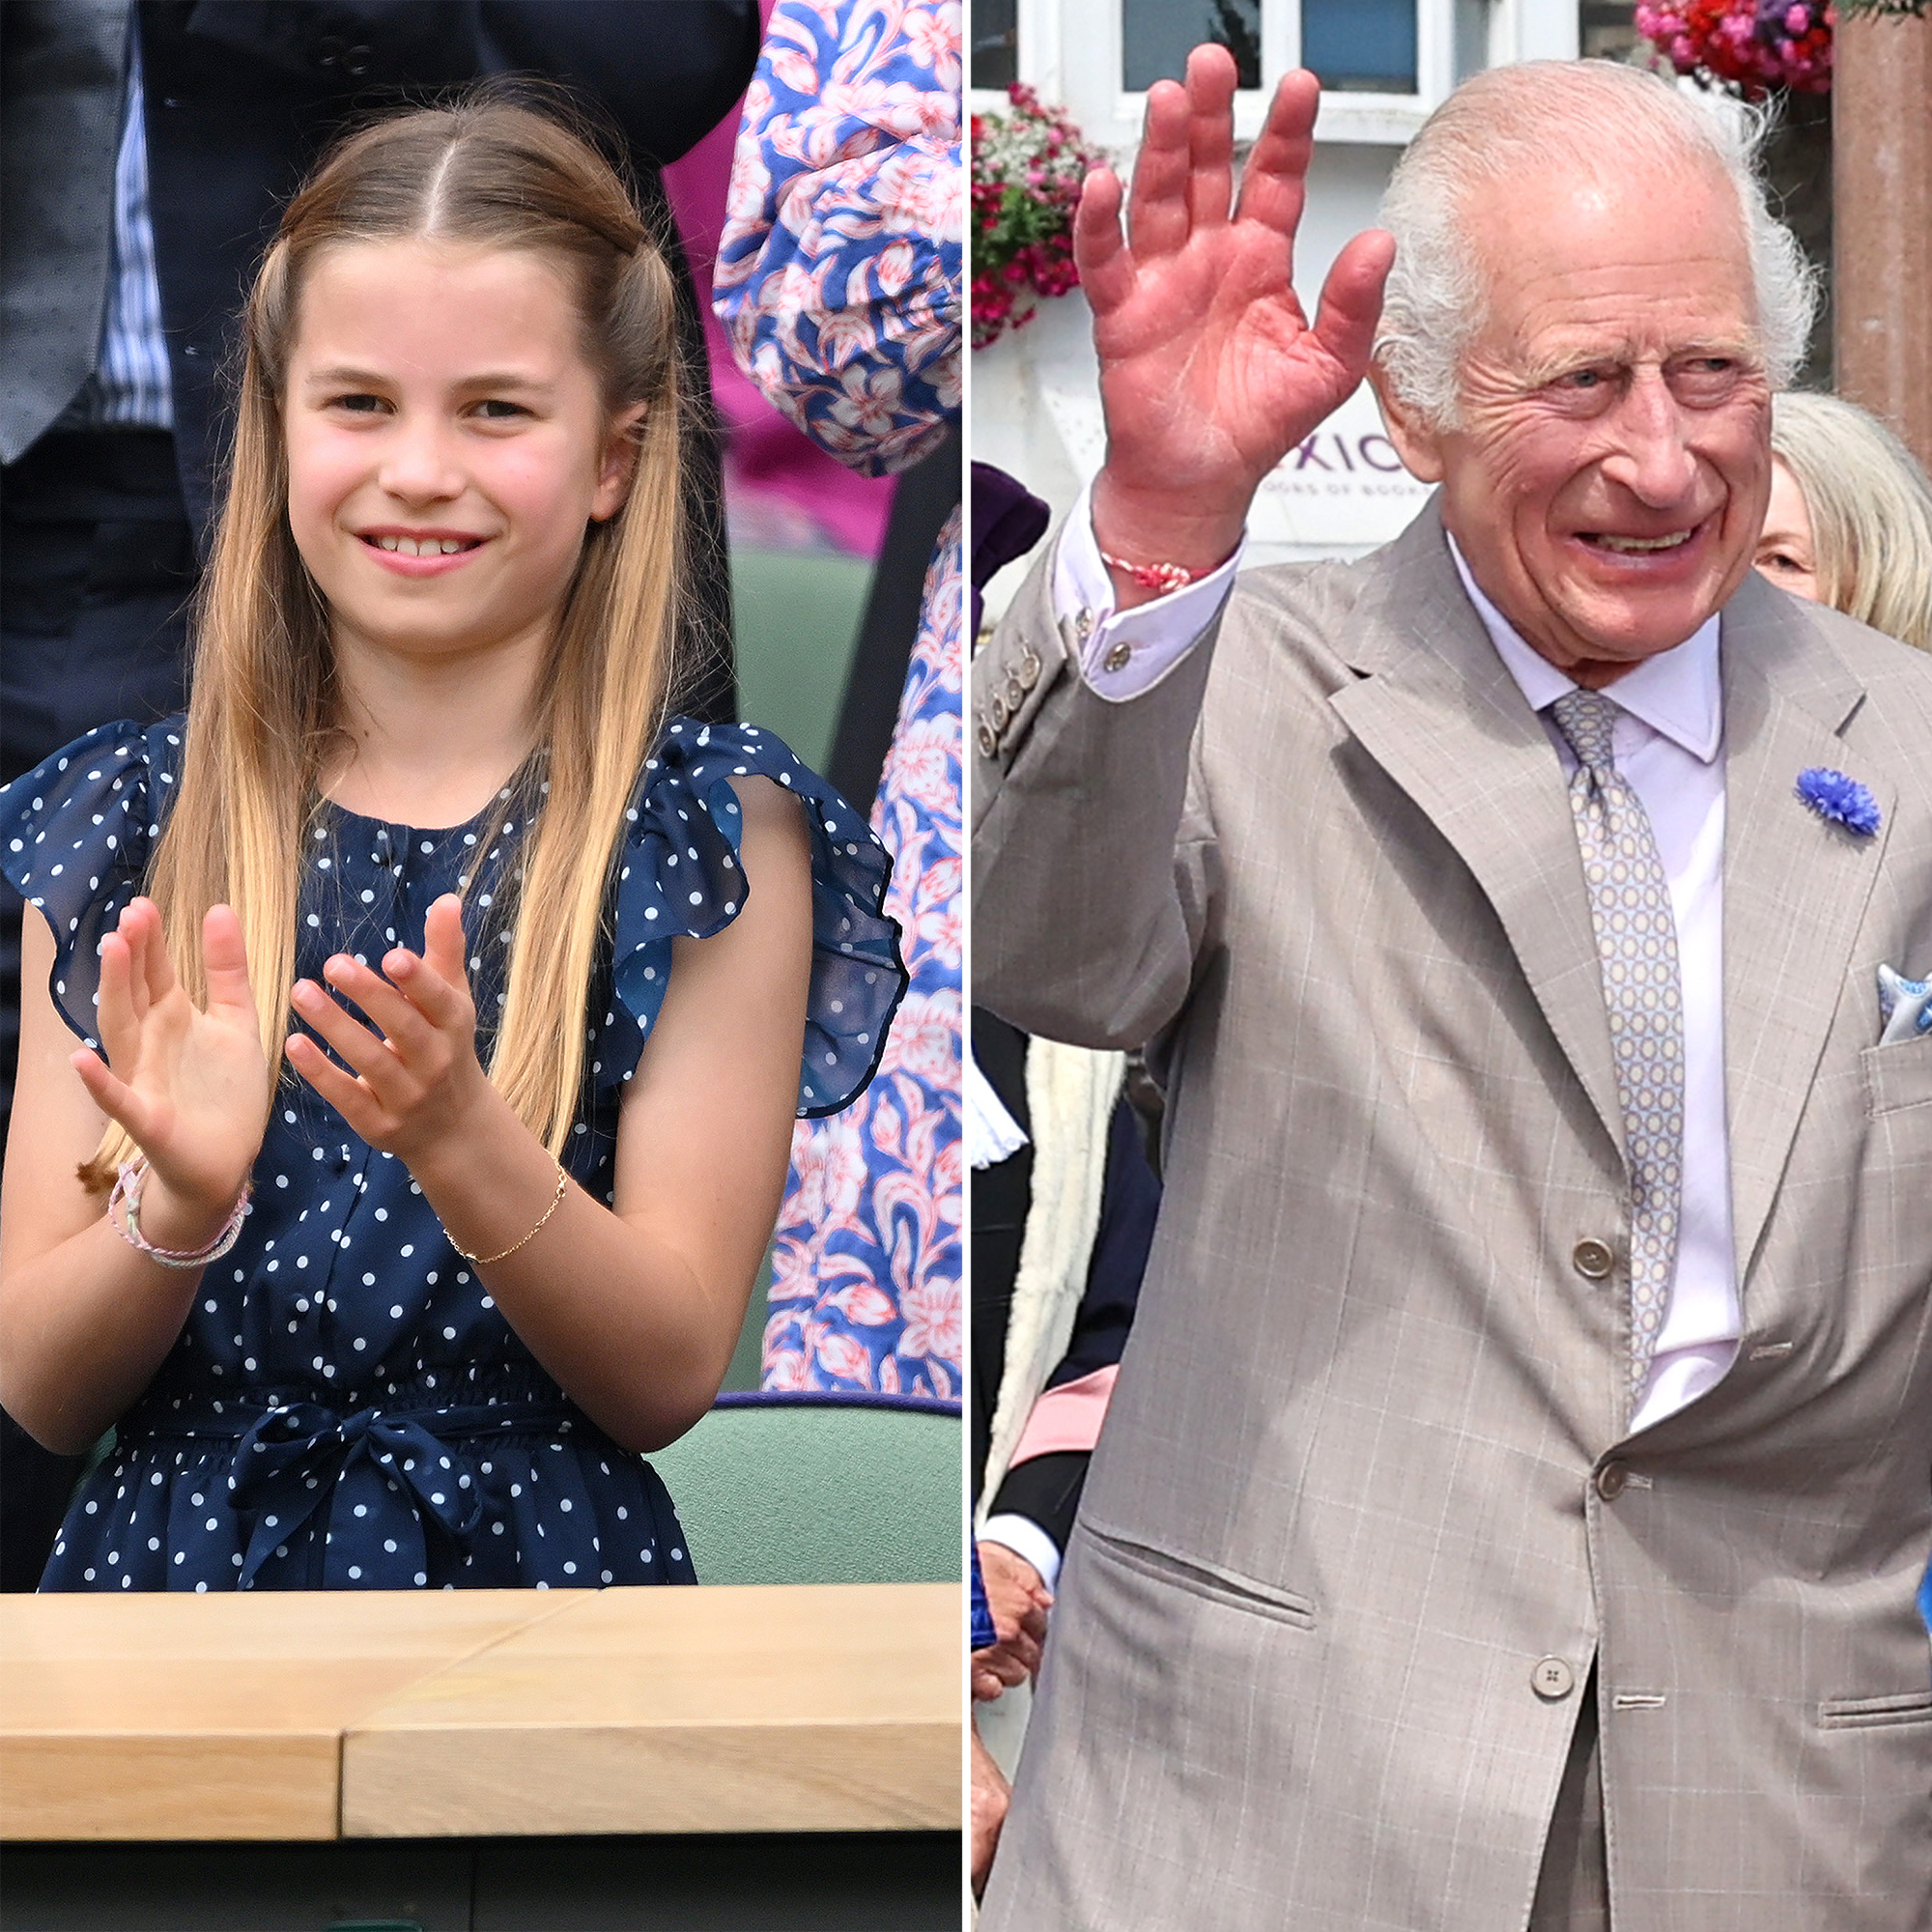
[0,719,181,1052]
[598,718,906,1117]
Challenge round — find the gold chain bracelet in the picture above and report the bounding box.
[449,1163,568,1266]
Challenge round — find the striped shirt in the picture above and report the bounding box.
[59,24,174,433]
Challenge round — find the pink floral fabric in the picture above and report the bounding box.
[718,0,963,1398]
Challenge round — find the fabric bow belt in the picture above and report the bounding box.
[141,1395,578,1588]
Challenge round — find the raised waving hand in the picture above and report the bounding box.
[1080,46,1396,600]
[70,897,271,1245]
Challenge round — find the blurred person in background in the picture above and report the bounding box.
[0,0,757,1587]
[1755,390,1932,652]
[715,0,963,1400]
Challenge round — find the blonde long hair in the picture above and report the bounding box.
[86,91,690,1188]
[1772,391,1932,653]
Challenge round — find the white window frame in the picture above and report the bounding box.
[971,0,1580,151]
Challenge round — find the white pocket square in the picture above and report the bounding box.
[1877,964,1932,1045]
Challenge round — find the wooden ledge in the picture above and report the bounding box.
[1,1584,961,1842]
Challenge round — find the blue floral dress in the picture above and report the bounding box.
[716,0,964,1397]
[0,716,904,1592]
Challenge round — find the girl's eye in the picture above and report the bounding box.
[331,393,388,414]
[473,399,529,420]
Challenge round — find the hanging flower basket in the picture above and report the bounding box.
[1636,2,1835,97]
[971,85,1102,351]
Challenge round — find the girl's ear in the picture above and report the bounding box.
[590,404,650,523]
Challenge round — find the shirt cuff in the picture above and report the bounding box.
[979,1513,1064,1594]
[1052,480,1245,702]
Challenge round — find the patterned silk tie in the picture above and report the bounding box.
[1549,689,1686,1414]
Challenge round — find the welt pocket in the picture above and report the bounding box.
[1861,1035,1932,1118]
[1817,1690,1932,1731]
[1083,1520,1317,1630]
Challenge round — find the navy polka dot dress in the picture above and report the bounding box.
[0,717,905,1592]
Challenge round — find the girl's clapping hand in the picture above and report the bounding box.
[286,893,488,1164]
[70,898,270,1232]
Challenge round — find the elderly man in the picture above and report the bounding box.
[972,47,1932,1932]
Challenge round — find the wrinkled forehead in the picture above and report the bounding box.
[1460,158,1759,364]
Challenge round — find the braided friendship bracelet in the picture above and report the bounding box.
[110,1161,251,1268]
[447,1162,569,1266]
[1098,551,1202,596]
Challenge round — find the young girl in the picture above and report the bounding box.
[0,94,904,1592]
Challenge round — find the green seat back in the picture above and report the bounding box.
[647,1395,961,1586]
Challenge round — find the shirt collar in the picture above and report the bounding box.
[1446,535,1722,765]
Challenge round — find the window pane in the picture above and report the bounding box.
[1301,0,1416,93]
[973,0,1018,91]
[1579,1,1643,60]
[1122,0,1262,92]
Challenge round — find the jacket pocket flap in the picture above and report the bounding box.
[1817,1689,1932,1730]
[1862,1034,1932,1117]
[1083,1520,1317,1628]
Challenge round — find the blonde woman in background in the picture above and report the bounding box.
[1756,390,1932,650]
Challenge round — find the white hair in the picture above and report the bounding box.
[1374,61,1818,431]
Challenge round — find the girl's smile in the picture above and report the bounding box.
[283,239,639,666]
[357,526,492,575]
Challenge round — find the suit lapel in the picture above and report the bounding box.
[1327,506,1628,1166]
[1719,574,1891,1282]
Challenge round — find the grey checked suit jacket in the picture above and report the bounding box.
[972,501,1932,1931]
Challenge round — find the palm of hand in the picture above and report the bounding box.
[119,980,270,1193]
[1096,226,1355,498]
[81,899,269,1208]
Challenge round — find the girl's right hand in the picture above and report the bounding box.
[70,898,270,1244]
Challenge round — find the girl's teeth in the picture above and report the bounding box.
[373,536,471,555]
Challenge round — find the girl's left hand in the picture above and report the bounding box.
[286,894,488,1164]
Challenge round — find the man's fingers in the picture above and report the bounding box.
[1183,41,1239,231]
[1125,76,1194,258]
[201,904,260,1025]
[1308,227,1397,388]
[1073,168,1134,318]
[1234,67,1321,239]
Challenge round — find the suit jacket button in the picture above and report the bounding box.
[977,722,998,758]
[1004,675,1026,708]
[1572,1237,1614,1280]
[1102,641,1133,673]
[991,693,1011,729]
[1018,646,1042,689]
[1531,1657,1576,1700]
[1595,1462,1628,1502]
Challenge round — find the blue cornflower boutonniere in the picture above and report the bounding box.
[1795,767,1881,838]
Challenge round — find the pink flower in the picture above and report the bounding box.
[827,1281,898,1326]
[898,1273,962,1369]
[881,986,960,1087]
[814,1330,875,1385]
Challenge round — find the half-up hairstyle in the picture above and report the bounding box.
[84,86,691,1188]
